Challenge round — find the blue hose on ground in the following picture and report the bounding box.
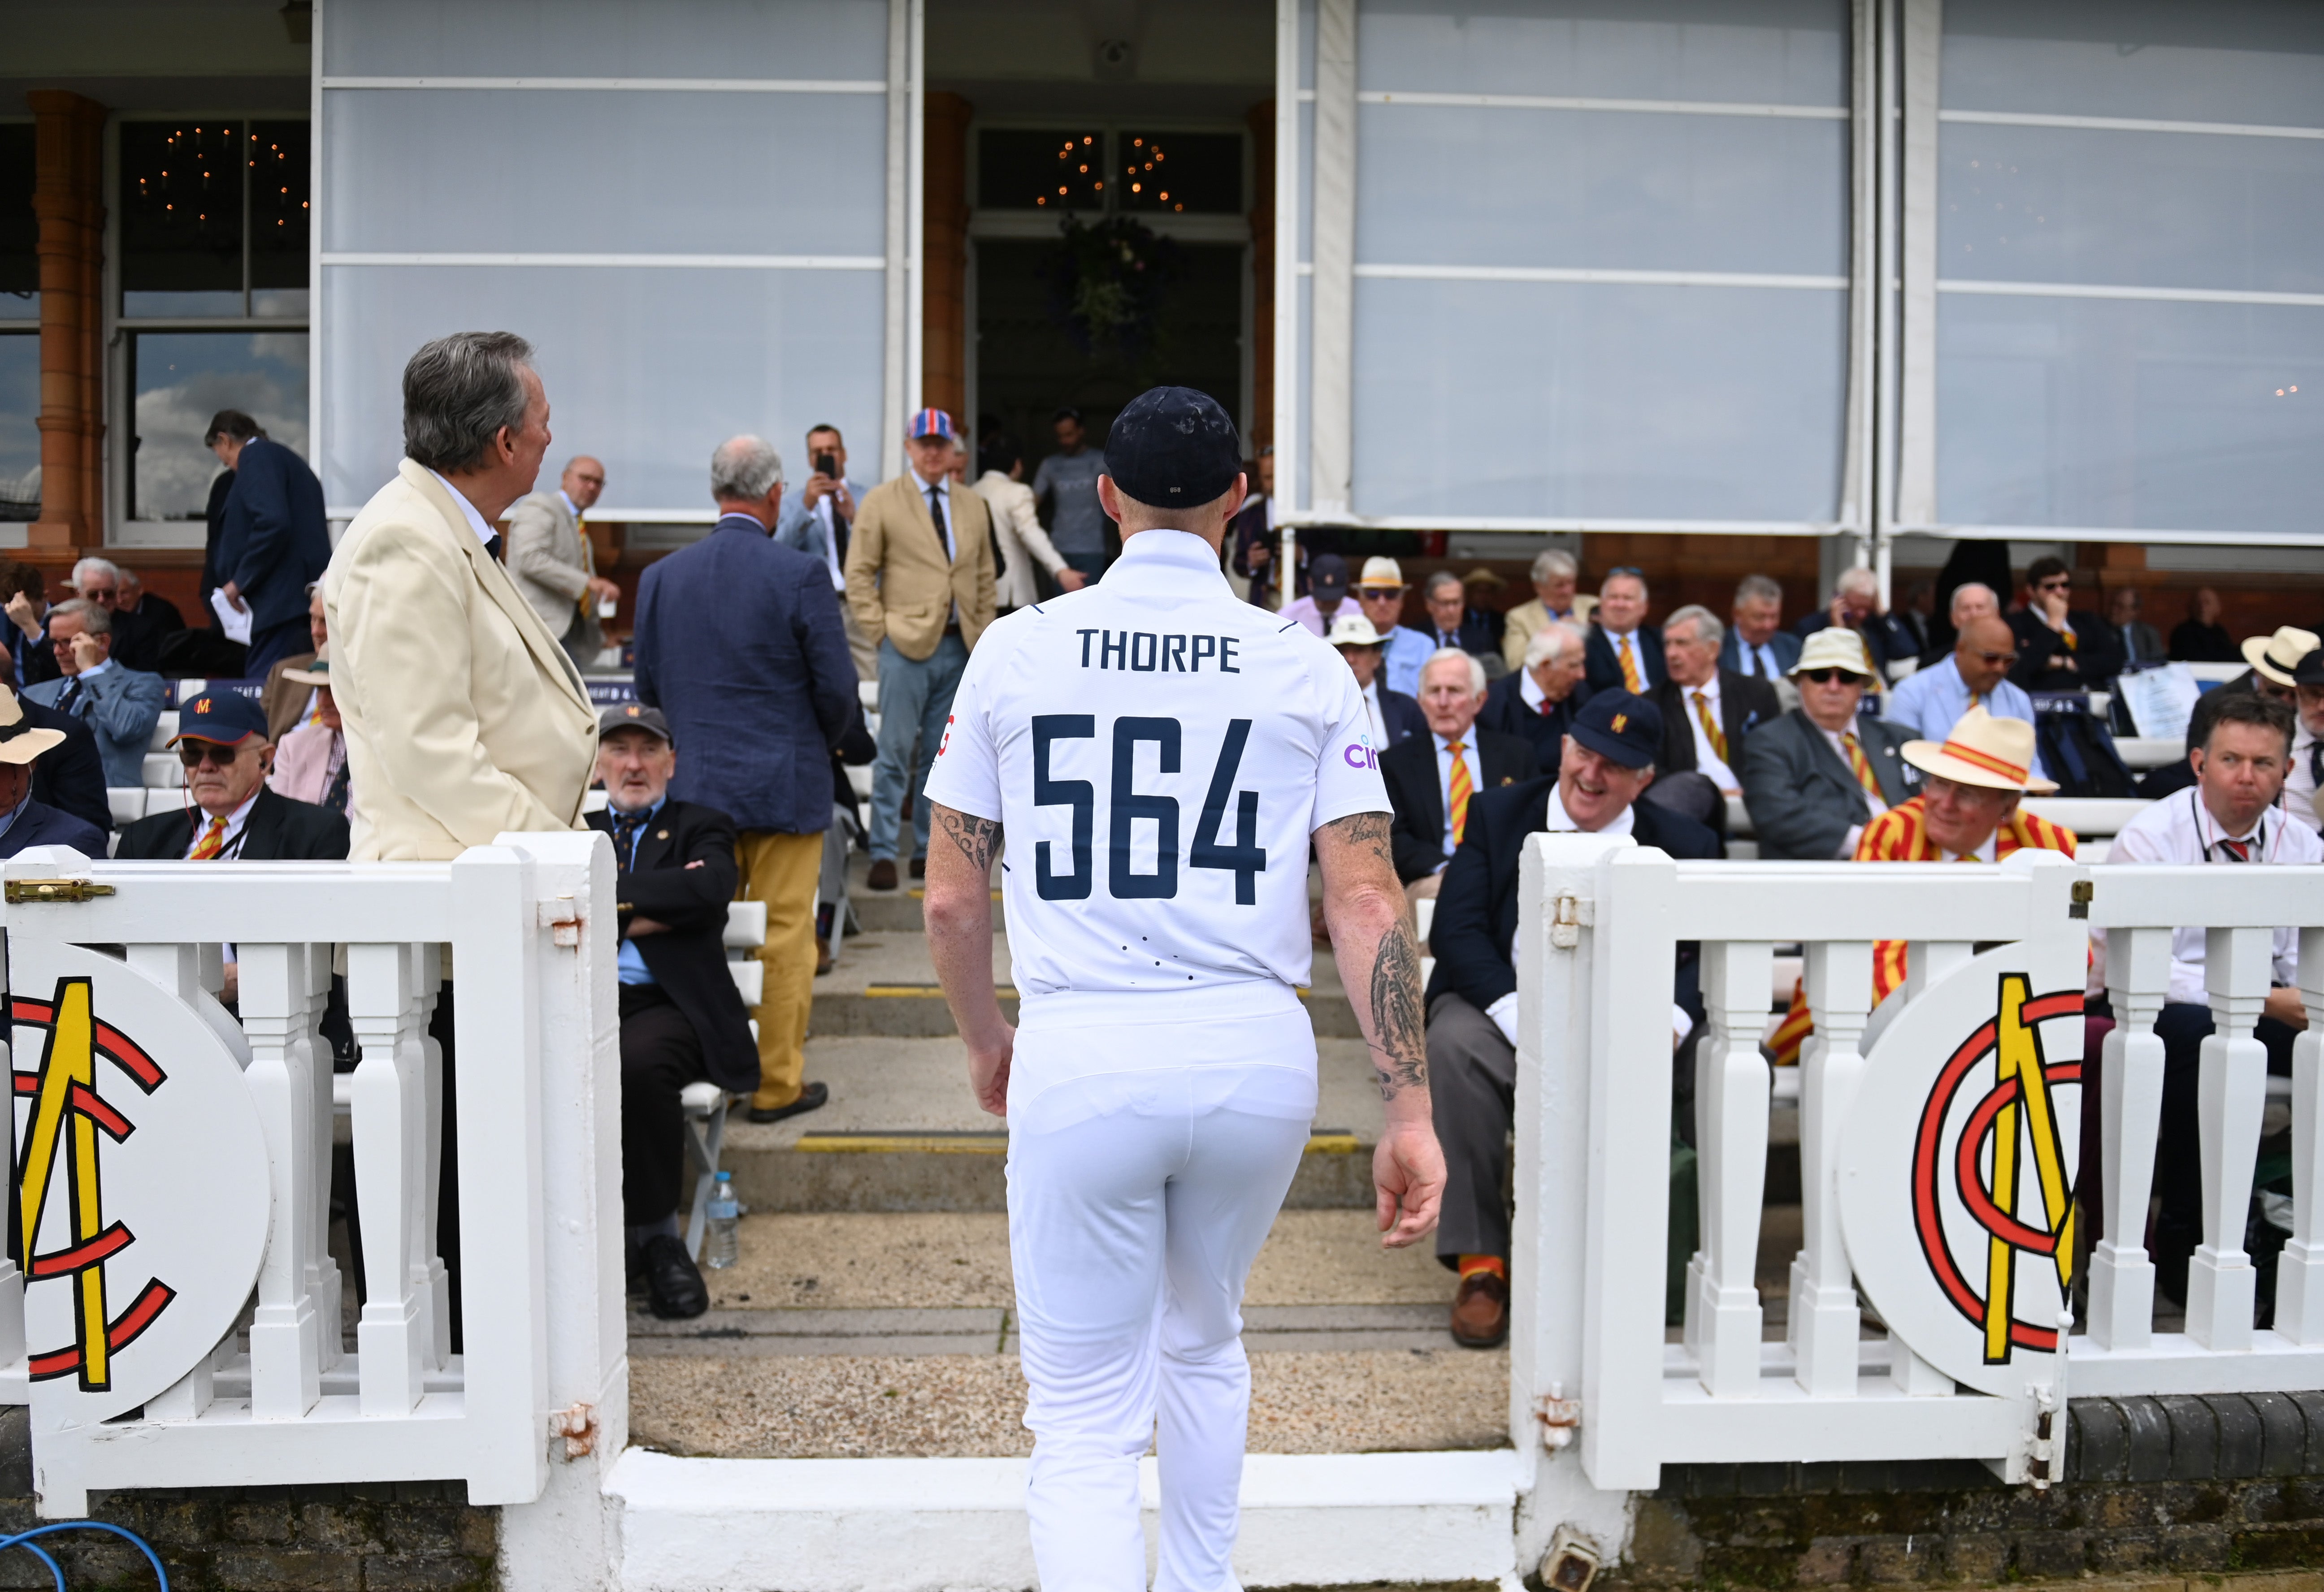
[0,1521,169,1592]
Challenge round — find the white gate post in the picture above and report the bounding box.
[2279,928,2324,1341]
[495,831,625,1592]
[1692,941,1773,1397]
[240,942,324,1419]
[2186,926,2275,1350]
[1792,939,1873,1396]
[2089,926,2171,1349]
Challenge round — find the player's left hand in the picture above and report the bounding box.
[966,1026,1016,1116]
[1373,1120,1445,1249]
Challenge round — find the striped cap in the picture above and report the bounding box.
[908,408,956,442]
[1899,704,2056,794]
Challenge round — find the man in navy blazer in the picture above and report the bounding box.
[633,435,854,1126]
[1423,691,1720,1348]
[1476,615,1588,775]
[1581,567,1663,699]
[1720,574,1803,684]
[0,687,104,858]
[213,418,331,676]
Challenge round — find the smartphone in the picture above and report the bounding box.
[814,451,839,480]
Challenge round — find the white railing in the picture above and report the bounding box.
[0,835,624,1550]
[1521,835,2324,1494]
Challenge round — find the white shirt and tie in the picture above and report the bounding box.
[182,789,262,860]
[1604,628,1649,690]
[1734,637,1783,680]
[1678,674,1743,794]
[428,469,499,549]
[2107,787,2324,1005]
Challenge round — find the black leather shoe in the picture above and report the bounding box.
[642,1233,709,1320]
[909,856,927,880]
[746,1081,829,1125]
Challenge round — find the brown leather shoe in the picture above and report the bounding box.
[1450,1271,1510,1348]
[815,935,834,975]
[867,858,898,891]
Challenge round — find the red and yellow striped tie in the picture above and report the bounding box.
[1842,732,1883,801]
[1446,740,1473,846]
[1617,635,1643,692]
[187,816,228,860]
[1692,690,1727,763]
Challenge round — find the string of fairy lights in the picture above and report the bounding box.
[1033,132,1184,212]
[129,124,308,242]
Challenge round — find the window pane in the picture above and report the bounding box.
[1937,296,2324,534]
[1117,132,1241,216]
[320,264,882,510]
[0,124,35,320]
[979,129,1108,213]
[1353,277,1846,520]
[1942,0,2324,127]
[250,120,312,298]
[131,332,309,520]
[322,89,886,256]
[323,0,888,81]
[120,121,246,317]
[0,334,36,519]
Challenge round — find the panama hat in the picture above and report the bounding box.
[1325,613,1386,649]
[2242,626,2320,688]
[1788,627,1877,681]
[0,686,63,766]
[1901,704,2057,795]
[1355,557,1406,592]
[280,644,331,689]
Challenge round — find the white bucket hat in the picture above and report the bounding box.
[1326,612,1385,649]
[1788,627,1877,681]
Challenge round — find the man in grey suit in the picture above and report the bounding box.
[26,599,164,790]
[1740,627,1919,860]
[505,455,621,671]
[776,423,876,680]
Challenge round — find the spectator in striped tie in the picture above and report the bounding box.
[1581,567,1662,700]
[1379,649,1535,912]
[1739,627,1918,860]
[1648,604,1779,799]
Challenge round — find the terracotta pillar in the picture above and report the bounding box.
[922,92,972,430]
[1247,100,1275,450]
[28,92,106,549]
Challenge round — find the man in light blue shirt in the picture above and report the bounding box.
[1884,613,2046,782]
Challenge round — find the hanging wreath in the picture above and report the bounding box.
[1044,216,1184,364]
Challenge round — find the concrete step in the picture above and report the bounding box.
[724,1034,1388,1211]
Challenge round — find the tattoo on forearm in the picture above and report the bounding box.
[1366,921,1429,1101]
[934,808,1003,875]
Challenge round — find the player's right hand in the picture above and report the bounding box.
[1373,1121,1445,1249]
[966,1026,1015,1117]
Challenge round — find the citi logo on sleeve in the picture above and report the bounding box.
[1341,737,1379,770]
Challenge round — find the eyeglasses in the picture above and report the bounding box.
[176,742,248,769]
[1797,668,1869,686]
[1973,650,2020,666]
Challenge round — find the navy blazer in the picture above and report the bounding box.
[115,785,350,861]
[633,515,856,835]
[1374,684,1427,748]
[1719,627,1801,682]
[1650,669,1780,780]
[1475,670,1576,776]
[1583,623,1664,700]
[0,797,106,859]
[18,696,108,835]
[1379,724,1538,884]
[217,438,331,633]
[1412,609,1504,659]
[1425,774,1721,1016]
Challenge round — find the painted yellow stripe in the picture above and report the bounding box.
[863,984,1019,999]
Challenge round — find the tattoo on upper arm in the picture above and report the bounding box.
[934,806,1003,875]
[1366,921,1430,1101]
[1320,809,1395,874]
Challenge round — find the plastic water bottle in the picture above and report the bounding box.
[703,1172,740,1270]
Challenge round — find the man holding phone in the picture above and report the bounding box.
[778,424,877,679]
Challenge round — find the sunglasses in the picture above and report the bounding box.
[177,742,249,769]
[2036,578,2071,592]
[1797,668,1869,685]
[1973,650,2020,666]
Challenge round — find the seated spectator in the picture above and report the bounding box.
[117,569,183,637]
[261,582,328,743]
[1381,649,1535,904]
[25,599,164,789]
[1354,558,1433,697]
[2170,586,2238,663]
[0,685,104,858]
[1414,570,1504,673]
[1327,613,1426,748]
[1741,628,1918,860]
[1769,706,2075,1063]
[1721,573,1801,684]
[1922,581,2000,667]
[268,650,351,819]
[115,690,350,1003]
[1894,577,1935,659]
[72,558,185,674]
[2288,649,2322,833]
[2009,557,2122,692]
[2,565,55,690]
[1650,605,1778,799]
[0,654,107,837]
[1425,692,1720,1345]
[1885,614,2048,783]
[583,705,759,1321]
[1279,553,1353,637]
[2103,692,2319,1304]
[2110,586,2165,667]
[1797,566,1916,680]
[1500,549,1580,674]
[1479,619,1587,776]
[1583,567,1661,697]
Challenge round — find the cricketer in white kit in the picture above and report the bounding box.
[923,386,1446,1592]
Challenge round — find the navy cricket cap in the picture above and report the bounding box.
[171,689,270,746]
[599,703,675,745]
[1310,554,1350,601]
[1569,691,1662,770]
[1102,386,1244,510]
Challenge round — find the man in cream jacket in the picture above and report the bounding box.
[325,330,598,863]
[969,433,1086,614]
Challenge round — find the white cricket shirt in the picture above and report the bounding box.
[924,528,1391,1024]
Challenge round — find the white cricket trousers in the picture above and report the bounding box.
[1007,992,1316,1592]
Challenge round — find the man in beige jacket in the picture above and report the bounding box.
[505,454,621,671]
[325,330,599,863]
[844,408,996,890]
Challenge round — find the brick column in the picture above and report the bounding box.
[28,92,106,550]
[1247,99,1275,449]
[921,92,972,429]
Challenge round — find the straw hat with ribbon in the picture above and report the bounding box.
[0,685,65,766]
[2242,626,2320,688]
[1900,703,2056,795]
